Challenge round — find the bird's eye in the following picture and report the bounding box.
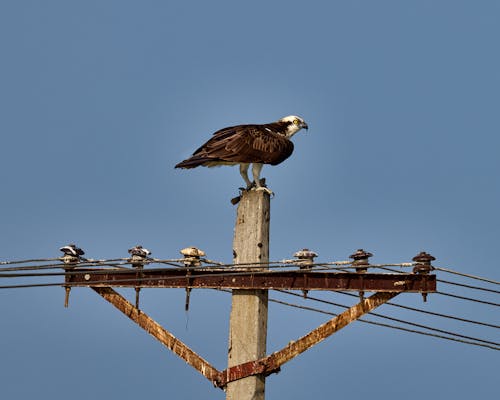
[293,119,300,125]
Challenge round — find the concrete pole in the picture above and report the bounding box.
[226,190,270,400]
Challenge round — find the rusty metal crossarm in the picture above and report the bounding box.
[218,291,399,388]
[66,269,436,292]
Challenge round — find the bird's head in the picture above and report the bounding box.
[279,115,308,138]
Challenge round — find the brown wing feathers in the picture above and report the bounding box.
[175,122,294,168]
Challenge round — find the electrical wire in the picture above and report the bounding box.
[436,278,500,294]
[374,266,500,306]
[2,263,499,317]
[376,265,500,294]
[0,258,62,265]
[434,267,499,285]
[1,259,498,352]
[1,256,499,285]
[0,257,417,273]
[269,296,500,351]
[0,262,417,284]
[436,291,500,307]
[2,257,498,339]
[337,291,500,329]
[277,290,500,347]
[213,288,499,351]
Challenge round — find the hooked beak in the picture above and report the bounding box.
[302,122,309,131]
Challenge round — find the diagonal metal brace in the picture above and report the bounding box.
[91,288,399,389]
[92,287,221,386]
[218,291,399,387]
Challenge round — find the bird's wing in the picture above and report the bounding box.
[177,124,294,167]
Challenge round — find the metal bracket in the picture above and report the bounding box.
[87,286,406,389]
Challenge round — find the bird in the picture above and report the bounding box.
[59,243,85,257]
[175,115,308,194]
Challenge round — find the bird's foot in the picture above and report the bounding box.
[232,179,273,205]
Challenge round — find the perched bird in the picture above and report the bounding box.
[59,243,85,257]
[175,115,308,193]
[128,245,151,258]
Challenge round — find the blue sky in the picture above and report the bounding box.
[0,1,498,399]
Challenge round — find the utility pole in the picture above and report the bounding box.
[227,190,270,400]
[59,192,437,397]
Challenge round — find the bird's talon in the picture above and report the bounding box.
[255,186,274,197]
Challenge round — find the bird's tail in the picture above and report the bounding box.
[175,156,210,169]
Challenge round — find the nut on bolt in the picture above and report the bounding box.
[293,248,318,269]
[349,249,373,273]
[412,251,435,274]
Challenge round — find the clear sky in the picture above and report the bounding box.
[0,1,498,399]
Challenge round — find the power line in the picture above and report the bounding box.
[437,278,500,294]
[433,267,499,285]
[2,257,498,344]
[337,291,499,329]
[375,266,500,306]
[271,296,500,351]
[436,291,500,307]
[1,267,498,313]
[2,257,499,291]
[277,290,500,347]
[384,267,500,294]
[0,258,62,265]
[214,289,499,351]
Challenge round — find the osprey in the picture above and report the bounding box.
[175,115,308,193]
